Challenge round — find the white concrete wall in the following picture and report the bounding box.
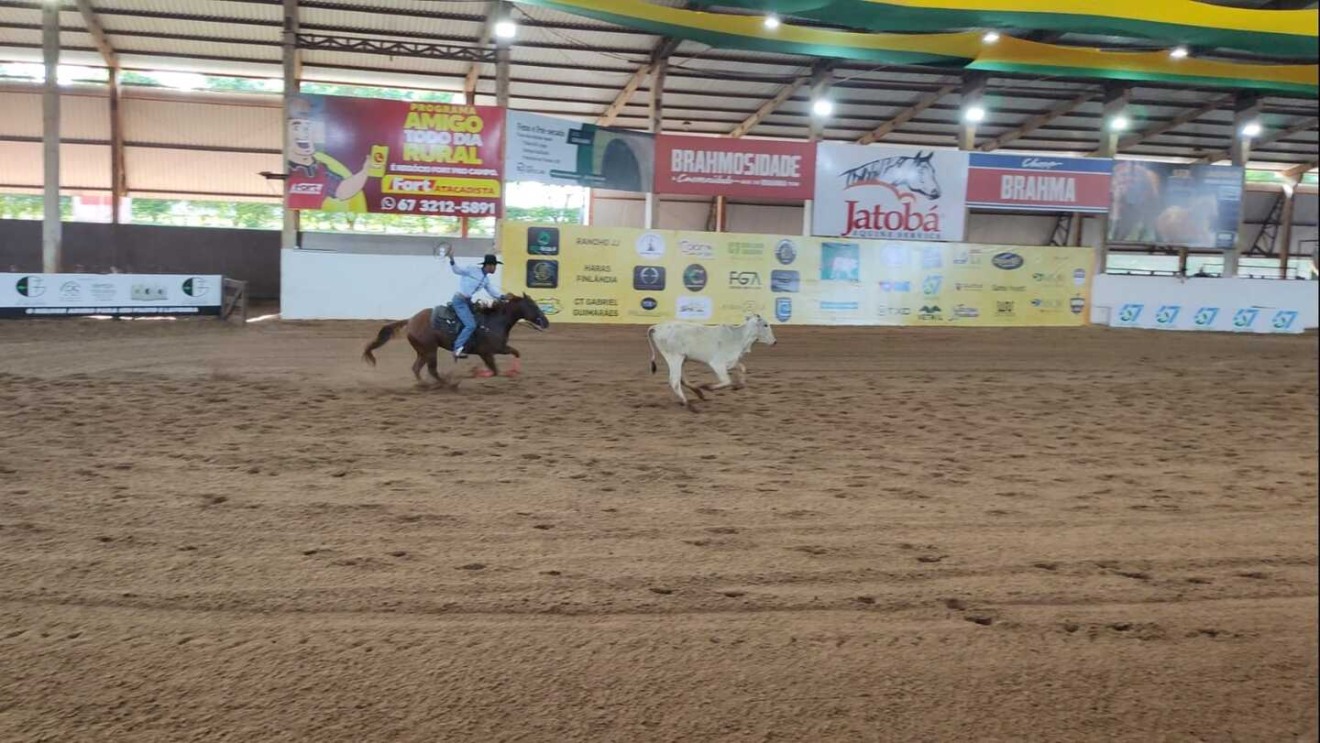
[281,249,506,320]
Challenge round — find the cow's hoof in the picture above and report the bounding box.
[504,369,521,378]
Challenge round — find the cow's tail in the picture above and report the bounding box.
[363,320,407,366]
[647,326,658,374]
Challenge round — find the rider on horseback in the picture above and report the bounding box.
[443,244,505,361]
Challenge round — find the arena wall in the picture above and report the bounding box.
[1091,275,1319,332]
[281,249,504,320]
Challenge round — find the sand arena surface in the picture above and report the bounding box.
[0,319,1317,742]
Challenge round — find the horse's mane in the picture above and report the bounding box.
[474,296,520,315]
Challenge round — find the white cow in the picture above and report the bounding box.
[647,314,777,408]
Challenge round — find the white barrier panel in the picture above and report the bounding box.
[0,272,222,318]
[281,249,506,320]
[1090,275,1318,333]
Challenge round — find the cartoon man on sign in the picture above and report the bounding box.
[284,96,378,212]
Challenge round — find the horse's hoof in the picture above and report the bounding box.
[505,369,520,378]
[472,368,496,379]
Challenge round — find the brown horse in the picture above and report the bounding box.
[362,294,549,383]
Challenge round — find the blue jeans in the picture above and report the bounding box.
[452,293,476,353]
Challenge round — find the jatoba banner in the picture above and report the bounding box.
[285,95,504,218]
[654,135,815,199]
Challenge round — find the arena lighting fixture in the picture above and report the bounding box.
[811,98,834,117]
[963,105,987,123]
[982,31,1001,44]
[1109,114,1131,132]
[493,18,517,40]
[763,14,781,30]
[1241,121,1263,138]
[1170,46,1190,59]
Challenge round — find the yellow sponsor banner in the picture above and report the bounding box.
[502,221,1091,327]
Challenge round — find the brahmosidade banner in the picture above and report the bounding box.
[654,134,815,199]
[505,111,655,193]
[1108,160,1244,249]
[812,143,968,241]
[502,222,1090,327]
[285,95,504,217]
[966,153,1112,213]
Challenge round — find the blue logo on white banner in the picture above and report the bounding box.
[922,275,943,295]
[1155,305,1180,326]
[1193,307,1219,327]
[1272,310,1298,330]
[1232,308,1259,329]
[1118,303,1143,324]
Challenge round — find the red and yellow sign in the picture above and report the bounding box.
[285,95,505,217]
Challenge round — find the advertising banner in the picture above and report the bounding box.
[1108,160,1244,249]
[502,223,1091,327]
[285,95,504,218]
[1094,275,1315,334]
[812,143,968,241]
[966,153,1112,213]
[0,273,223,318]
[505,111,654,192]
[654,135,815,199]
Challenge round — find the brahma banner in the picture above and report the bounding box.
[654,135,815,199]
[967,153,1112,213]
[812,143,968,241]
[285,95,504,218]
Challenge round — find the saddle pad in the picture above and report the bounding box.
[431,304,456,332]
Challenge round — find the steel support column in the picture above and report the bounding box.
[42,0,61,273]
[1223,95,1262,278]
[281,0,301,250]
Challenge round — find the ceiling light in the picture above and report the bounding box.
[1241,121,1263,138]
[1109,115,1130,132]
[963,105,987,123]
[763,14,781,30]
[493,19,517,40]
[1170,46,1189,59]
[811,98,833,118]
[982,31,1001,44]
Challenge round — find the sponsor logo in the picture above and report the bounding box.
[1032,271,1065,283]
[992,284,1026,293]
[635,232,666,260]
[676,295,713,320]
[1233,308,1259,329]
[775,239,797,265]
[770,270,800,293]
[182,277,211,298]
[955,282,983,292]
[1073,268,1087,286]
[922,275,943,295]
[952,248,984,266]
[132,283,168,302]
[538,298,562,315]
[820,300,860,312]
[679,239,714,258]
[821,242,860,282]
[921,247,943,269]
[682,264,708,292]
[1021,157,1065,170]
[992,252,1024,270]
[996,301,1016,316]
[1031,298,1064,310]
[526,259,559,289]
[1193,307,1219,327]
[1272,310,1298,330]
[639,297,658,311]
[1155,305,1181,326]
[876,305,912,317]
[572,297,619,319]
[15,276,45,298]
[917,304,942,321]
[953,304,979,319]
[59,281,81,301]
[882,246,909,267]
[775,297,792,322]
[528,227,560,255]
[1069,296,1086,315]
[630,266,665,291]
[838,151,945,238]
[879,281,911,293]
[576,264,617,284]
[1118,303,1144,324]
[289,182,322,195]
[728,271,762,288]
[727,241,765,257]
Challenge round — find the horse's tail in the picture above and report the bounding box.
[647,326,658,374]
[363,320,407,366]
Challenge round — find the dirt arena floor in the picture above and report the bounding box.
[1,317,1316,742]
